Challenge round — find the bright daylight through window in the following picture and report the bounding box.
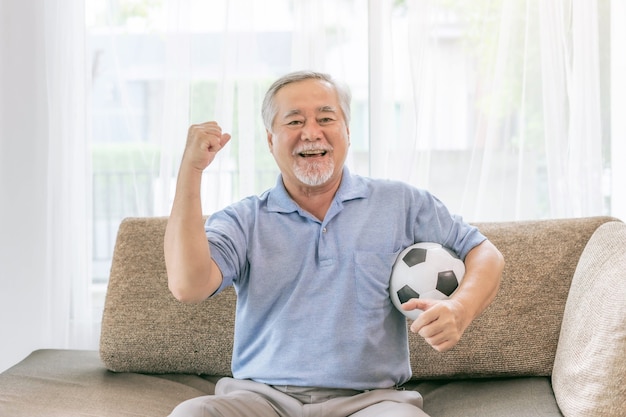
[86,0,617,340]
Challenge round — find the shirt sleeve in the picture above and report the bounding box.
[204,202,252,295]
[411,189,486,260]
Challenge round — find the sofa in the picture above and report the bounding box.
[1,216,624,417]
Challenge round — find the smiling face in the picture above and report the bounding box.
[267,78,350,192]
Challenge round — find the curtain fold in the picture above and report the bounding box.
[43,0,92,348]
[567,0,603,216]
[539,0,603,218]
[612,0,626,220]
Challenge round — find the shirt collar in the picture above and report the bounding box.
[267,166,370,214]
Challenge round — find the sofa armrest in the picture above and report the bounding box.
[552,221,626,417]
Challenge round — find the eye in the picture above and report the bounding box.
[318,117,335,124]
[286,120,303,126]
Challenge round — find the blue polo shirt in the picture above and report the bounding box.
[205,167,485,390]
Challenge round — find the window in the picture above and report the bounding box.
[86,0,617,333]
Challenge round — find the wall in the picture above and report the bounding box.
[0,0,50,372]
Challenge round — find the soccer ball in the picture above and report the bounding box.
[389,242,465,320]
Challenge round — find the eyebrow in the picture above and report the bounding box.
[318,105,338,113]
[282,106,338,118]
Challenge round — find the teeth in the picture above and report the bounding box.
[299,150,326,156]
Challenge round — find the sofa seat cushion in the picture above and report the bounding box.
[552,221,626,417]
[410,377,563,417]
[0,349,216,417]
[0,350,564,417]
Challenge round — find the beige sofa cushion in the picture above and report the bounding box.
[100,217,235,375]
[100,216,615,378]
[552,221,626,417]
[408,217,614,379]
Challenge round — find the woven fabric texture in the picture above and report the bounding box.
[552,221,626,417]
[408,216,614,379]
[100,216,616,379]
[100,217,235,375]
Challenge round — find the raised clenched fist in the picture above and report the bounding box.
[183,121,231,171]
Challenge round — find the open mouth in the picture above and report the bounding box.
[298,150,328,158]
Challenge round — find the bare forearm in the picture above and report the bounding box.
[452,239,504,327]
[164,122,230,303]
[164,166,221,303]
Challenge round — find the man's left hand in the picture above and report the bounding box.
[402,298,468,352]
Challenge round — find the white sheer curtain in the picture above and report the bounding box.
[0,0,618,371]
[43,0,93,350]
[611,0,626,220]
[370,0,609,221]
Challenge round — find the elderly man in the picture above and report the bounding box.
[164,71,504,417]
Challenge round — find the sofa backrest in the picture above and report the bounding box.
[100,216,616,379]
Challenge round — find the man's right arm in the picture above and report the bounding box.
[163,122,231,303]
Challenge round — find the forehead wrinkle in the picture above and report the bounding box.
[282,109,302,119]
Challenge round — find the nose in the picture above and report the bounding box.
[301,120,322,141]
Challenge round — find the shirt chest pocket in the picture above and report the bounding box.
[353,251,398,310]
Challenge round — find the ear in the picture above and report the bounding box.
[266,130,274,153]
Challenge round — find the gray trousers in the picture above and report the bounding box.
[169,377,429,417]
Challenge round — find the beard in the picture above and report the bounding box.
[293,156,335,186]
